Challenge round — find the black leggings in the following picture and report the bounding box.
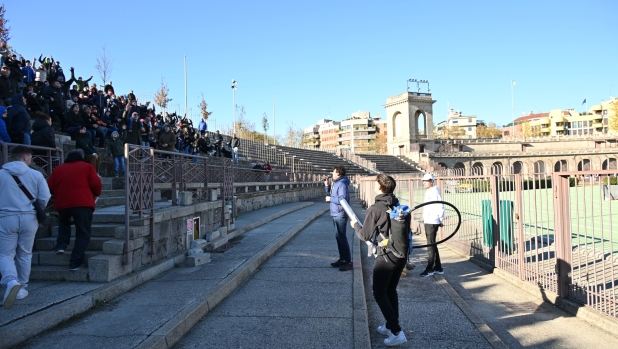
[372,251,406,334]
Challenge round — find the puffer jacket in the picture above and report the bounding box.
[325,175,350,217]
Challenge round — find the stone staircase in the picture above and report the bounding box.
[354,154,422,174]
[30,176,129,282]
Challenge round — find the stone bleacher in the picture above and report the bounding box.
[239,139,374,176]
[355,153,422,174]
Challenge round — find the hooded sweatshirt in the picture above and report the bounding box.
[7,94,31,135]
[0,160,51,218]
[0,105,10,142]
[30,118,57,150]
[351,193,404,257]
[325,175,350,217]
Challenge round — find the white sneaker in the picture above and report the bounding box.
[384,330,407,346]
[3,280,21,309]
[16,289,28,300]
[377,324,392,336]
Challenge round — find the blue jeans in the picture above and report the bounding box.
[113,155,125,176]
[22,132,31,145]
[332,216,350,262]
[96,127,108,147]
[232,147,239,163]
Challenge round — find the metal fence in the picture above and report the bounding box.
[0,141,64,178]
[357,167,618,319]
[123,144,322,265]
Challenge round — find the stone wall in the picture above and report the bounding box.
[90,184,323,282]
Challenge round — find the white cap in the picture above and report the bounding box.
[422,173,435,181]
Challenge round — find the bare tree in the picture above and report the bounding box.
[198,93,212,120]
[610,101,618,134]
[262,113,269,144]
[154,77,172,113]
[95,44,113,86]
[283,122,303,147]
[0,5,11,43]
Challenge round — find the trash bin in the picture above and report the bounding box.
[499,200,514,253]
[482,199,514,251]
[482,200,492,247]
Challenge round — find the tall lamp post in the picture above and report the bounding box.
[231,80,238,133]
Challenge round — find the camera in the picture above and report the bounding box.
[323,175,332,181]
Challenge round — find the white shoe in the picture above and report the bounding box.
[16,289,28,300]
[377,324,392,336]
[3,280,21,309]
[384,330,407,346]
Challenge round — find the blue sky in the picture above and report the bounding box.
[8,0,618,134]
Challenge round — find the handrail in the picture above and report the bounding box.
[0,141,64,177]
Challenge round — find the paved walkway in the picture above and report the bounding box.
[5,199,618,348]
[4,201,328,349]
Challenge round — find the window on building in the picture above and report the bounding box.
[578,121,583,128]
[583,121,588,127]
[468,118,472,123]
[468,127,472,131]
[603,110,608,115]
[584,129,588,135]
[452,120,458,124]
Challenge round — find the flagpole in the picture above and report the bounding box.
[511,80,514,138]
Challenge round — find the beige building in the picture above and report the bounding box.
[435,109,484,139]
[302,112,383,152]
[503,96,617,138]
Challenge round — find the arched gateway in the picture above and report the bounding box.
[384,91,436,156]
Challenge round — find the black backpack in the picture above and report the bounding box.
[372,202,412,259]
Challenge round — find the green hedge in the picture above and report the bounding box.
[602,177,618,185]
[465,178,577,192]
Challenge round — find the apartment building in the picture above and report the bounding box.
[435,109,484,139]
[303,111,383,152]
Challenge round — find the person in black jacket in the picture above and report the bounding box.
[213,130,223,157]
[31,112,61,155]
[0,66,17,105]
[231,133,240,163]
[43,80,66,130]
[349,174,409,346]
[6,94,31,144]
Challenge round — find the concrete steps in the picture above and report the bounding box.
[32,251,101,266]
[29,266,90,282]
[51,224,122,238]
[34,236,112,251]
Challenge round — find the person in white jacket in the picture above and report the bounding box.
[421,173,445,277]
[0,146,51,308]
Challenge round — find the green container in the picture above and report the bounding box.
[499,200,514,252]
[482,199,514,251]
[482,200,493,247]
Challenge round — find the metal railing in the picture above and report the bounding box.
[338,149,377,172]
[123,144,322,265]
[0,141,64,178]
[357,167,618,320]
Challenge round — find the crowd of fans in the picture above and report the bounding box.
[0,42,237,177]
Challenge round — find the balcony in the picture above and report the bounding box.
[541,127,550,133]
[554,125,564,131]
[592,122,603,128]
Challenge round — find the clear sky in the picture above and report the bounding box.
[8,0,618,134]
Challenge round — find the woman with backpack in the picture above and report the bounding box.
[350,174,410,347]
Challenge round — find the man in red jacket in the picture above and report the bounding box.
[47,149,102,270]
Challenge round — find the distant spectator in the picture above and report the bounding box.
[159,124,176,154]
[33,60,47,87]
[0,66,17,105]
[5,56,24,93]
[197,132,211,155]
[21,60,36,84]
[231,133,240,164]
[0,146,51,307]
[47,149,102,271]
[213,130,223,157]
[75,75,93,91]
[107,131,125,177]
[198,117,207,134]
[30,112,61,154]
[7,94,31,145]
[74,128,101,173]
[0,41,9,67]
[43,80,66,130]
[0,106,10,142]
[65,103,86,136]
[122,111,144,146]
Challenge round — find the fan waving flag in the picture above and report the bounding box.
[582,99,586,105]
[512,80,516,86]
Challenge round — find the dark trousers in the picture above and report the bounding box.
[424,223,442,271]
[373,251,406,334]
[332,216,350,262]
[55,207,93,268]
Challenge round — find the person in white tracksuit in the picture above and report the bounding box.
[420,173,445,277]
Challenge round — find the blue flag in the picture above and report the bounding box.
[582,99,586,105]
